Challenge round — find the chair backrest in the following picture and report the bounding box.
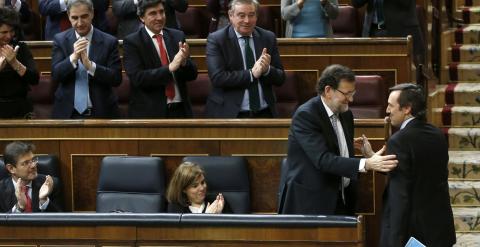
[350,75,387,118]
[28,73,56,119]
[187,73,211,118]
[331,5,359,37]
[274,71,299,118]
[257,6,282,37]
[182,156,251,213]
[176,7,210,39]
[96,156,166,213]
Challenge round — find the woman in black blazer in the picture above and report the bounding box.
[167,162,231,213]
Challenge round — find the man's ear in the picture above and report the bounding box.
[403,104,413,116]
[5,164,15,175]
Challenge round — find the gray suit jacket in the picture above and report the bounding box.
[205,25,285,118]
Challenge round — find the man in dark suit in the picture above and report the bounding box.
[51,0,122,119]
[205,0,285,118]
[278,64,398,215]
[112,0,188,39]
[351,0,425,66]
[379,83,455,247]
[0,141,62,213]
[123,0,197,118]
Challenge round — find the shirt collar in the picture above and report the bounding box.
[320,95,336,118]
[75,25,94,41]
[145,26,164,38]
[400,117,415,130]
[234,29,252,39]
[11,178,32,190]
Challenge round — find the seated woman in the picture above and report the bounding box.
[281,0,339,38]
[167,162,231,213]
[0,7,39,119]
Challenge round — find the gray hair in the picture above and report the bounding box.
[67,0,94,14]
[228,0,259,15]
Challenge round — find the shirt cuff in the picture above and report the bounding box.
[249,69,253,82]
[134,0,139,5]
[39,197,50,211]
[12,204,23,213]
[87,61,96,76]
[59,0,68,11]
[359,158,367,173]
[12,0,22,12]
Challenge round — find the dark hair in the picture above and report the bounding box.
[0,7,20,29]
[137,0,165,17]
[166,162,205,207]
[389,83,426,121]
[316,64,355,95]
[228,0,259,14]
[67,0,94,14]
[3,141,35,167]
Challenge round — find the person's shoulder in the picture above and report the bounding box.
[93,28,118,43]
[123,28,145,44]
[254,26,277,39]
[292,96,321,119]
[164,27,186,37]
[167,202,187,213]
[208,25,231,40]
[52,29,72,42]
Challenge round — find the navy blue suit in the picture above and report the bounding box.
[278,96,359,215]
[51,28,122,119]
[205,25,285,118]
[123,27,197,118]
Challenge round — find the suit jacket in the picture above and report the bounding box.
[205,25,285,118]
[0,174,63,213]
[278,96,360,215]
[39,0,109,40]
[51,28,122,119]
[380,118,455,247]
[123,27,198,118]
[112,0,188,39]
[4,0,31,22]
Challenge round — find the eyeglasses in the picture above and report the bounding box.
[335,88,356,98]
[19,157,38,167]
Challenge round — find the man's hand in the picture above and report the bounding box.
[39,175,54,203]
[169,41,189,72]
[297,0,305,9]
[354,134,374,158]
[80,50,92,71]
[365,145,398,172]
[14,178,27,210]
[252,48,271,78]
[70,37,88,63]
[0,56,6,71]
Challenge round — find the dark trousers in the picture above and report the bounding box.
[237,107,273,118]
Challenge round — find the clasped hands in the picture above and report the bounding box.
[205,193,225,214]
[354,135,398,173]
[251,48,271,79]
[71,37,93,70]
[168,41,190,72]
[0,44,19,71]
[14,175,54,211]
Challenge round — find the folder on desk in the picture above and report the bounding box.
[405,237,426,247]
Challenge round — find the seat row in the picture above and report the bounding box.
[29,72,387,119]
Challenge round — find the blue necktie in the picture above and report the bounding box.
[74,61,89,114]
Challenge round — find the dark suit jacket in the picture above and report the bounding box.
[51,28,122,119]
[351,0,425,64]
[112,0,188,39]
[380,119,455,247]
[205,25,285,118]
[39,0,109,40]
[167,194,233,213]
[0,174,63,213]
[123,27,198,118]
[278,96,360,215]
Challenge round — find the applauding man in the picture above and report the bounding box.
[0,142,62,213]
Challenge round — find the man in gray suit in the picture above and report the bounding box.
[351,0,425,66]
[205,0,285,118]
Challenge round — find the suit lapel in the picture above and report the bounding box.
[162,29,176,64]
[66,29,77,58]
[315,97,341,153]
[141,28,162,67]
[4,179,17,210]
[228,26,246,69]
[89,28,103,63]
[252,28,263,61]
[31,178,41,212]
[339,113,354,157]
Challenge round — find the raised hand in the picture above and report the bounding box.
[169,42,190,72]
[39,175,54,202]
[14,178,27,210]
[205,193,225,214]
[365,145,398,172]
[0,44,18,63]
[71,37,89,63]
[252,48,270,78]
[354,134,374,158]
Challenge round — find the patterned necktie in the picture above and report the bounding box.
[242,36,260,112]
[22,185,32,213]
[331,114,349,205]
[154,34,175,101]
[74,61,89,114]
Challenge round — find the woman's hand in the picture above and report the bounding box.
[205,193,225,214]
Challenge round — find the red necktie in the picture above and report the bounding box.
[59,12,71,31]
[154,34,175,101]
[22,185,32,213]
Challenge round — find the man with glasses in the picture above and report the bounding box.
[0,141,62,213]
[278,64,398,215]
